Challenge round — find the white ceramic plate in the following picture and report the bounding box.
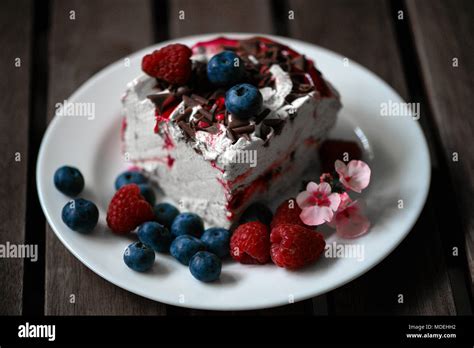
[37,33,430,311]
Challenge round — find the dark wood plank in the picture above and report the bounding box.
[287,0,456,315]
[0,0,32,315]
[167,0,319,315]
[407,0,474,296]
[45,0,166,315]
[169,0,275,37]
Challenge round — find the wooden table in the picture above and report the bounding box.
[1,0,473,316]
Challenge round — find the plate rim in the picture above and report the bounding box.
[37,32,431,311]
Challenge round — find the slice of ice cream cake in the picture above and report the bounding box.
[122,36,341,228]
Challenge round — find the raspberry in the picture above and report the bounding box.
[319,140,362,173]
[141,44,192,85]
[270,198,305,229]
[106,184,155,234]
[270,224,325,269]
[230,221,270,264]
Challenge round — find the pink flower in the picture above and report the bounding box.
[335,160,371,193]
[296,182,341,226]
[329,197,371,239]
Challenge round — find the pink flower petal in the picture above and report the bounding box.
[318,182,332,195]
[334,159,346,175]
[300,205,334,226]
[332,200,371,239]
[336,212,371,239]
[337,192,352,212]
[327,193,341,211]
[306,181,319,193]
[346,160,371,193]
[336,160,371,193]
[296,191,312,209]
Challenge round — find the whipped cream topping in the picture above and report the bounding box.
[166,56,313,166]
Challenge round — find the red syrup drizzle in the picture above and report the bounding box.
[225,167,283,221]
[219,146,296,221]
[192,37,239,55]
[154,100,180,134]
[151,98,179,169]
[163,130,174,150]
[166,155,175,168]
[210,161,225,174]
[120,117,127,141]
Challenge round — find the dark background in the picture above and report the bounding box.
[0,0,473,316]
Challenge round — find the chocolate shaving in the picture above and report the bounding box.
[262,127,274,147]
[203,125,219,134]
[226,128,237,143]
[228,114,250,129]
[174,107,192,123]
[175,86,191,97]
[178,121,195,138]
[232,124,255,134]
[193,113,205,122]
[210,103,217,114]
[183,95,200,108]
[292,56,306,71]
[199,108,214,122]
[286,93,306,103]
[147,93,171,112]
[162,95,177,111]
[259,123,272,139]
[224,110,229,126]
[167,37,319,145]
[208,89,226,101]
[191,94,208,105]
[263,118,285,135]
[254,108,271,124]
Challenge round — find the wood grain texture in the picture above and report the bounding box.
[45,0,166,315]
[407,0,474,295]
[169,0,275,37]
[0,0,32,315]
[287,0,456,314]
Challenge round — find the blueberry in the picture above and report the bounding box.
[115,170,147,190]
[201,227,231,258]
[61,198,99,233]
[138,184,156,206]
[171,212,204,238]
[225,83,263,119]
[189,251,222,282]
[239,202,273,226]
[153,202,180,229]
[54,166,84,196]
[123,242,155,272]
[137,221,172,253]
[170,235,205,265]
[207,51,244,86]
